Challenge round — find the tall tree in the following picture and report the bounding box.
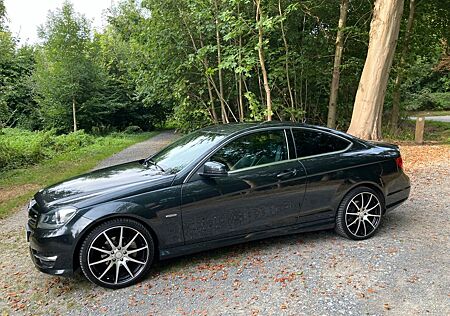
[0,1,39,130]
[389,0,416,131]
[255,0,272,121]
[347,0,404,140]
[278,0,295,120]
[213,0,229,123]
[34,2,98,132]
[0,16,15,128]
[0,0,5,29]
[0,44,38,129]
[327,0,349,129]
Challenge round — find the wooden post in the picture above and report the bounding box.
[415,116,424,144]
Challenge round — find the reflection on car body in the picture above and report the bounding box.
[26,122,410,288]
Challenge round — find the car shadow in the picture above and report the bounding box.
[146,229,336,279]
[146,210,413,281]
[62,209,411,291]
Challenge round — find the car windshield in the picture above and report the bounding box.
[148,131,226,174]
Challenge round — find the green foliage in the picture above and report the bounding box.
[0,0,5,30]
[123,125,143,134]
[406,92,450,111]
[28,1,161,132]
[92,28,163,131]
[116,0,335,126]
[245,92,265,121]
[395,52,450,112]
[170,98,212,132]
[385,0,450,120]
[0,128,97,170]
[0,0,449,134]
[1,26,39,130]
[33,2,101,132]
[0,43,40,129]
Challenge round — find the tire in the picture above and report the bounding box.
[335,186,384,240]
[79,218,154,289]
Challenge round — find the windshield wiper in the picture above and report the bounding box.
[143,157,165,173]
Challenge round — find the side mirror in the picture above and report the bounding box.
[200,161,228,178]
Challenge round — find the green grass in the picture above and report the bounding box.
[384,120,450,144]
[0,131,158,218]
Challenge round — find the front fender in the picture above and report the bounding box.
[82,201,153,221]
[77,199,184,253]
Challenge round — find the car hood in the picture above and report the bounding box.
[35,160,175,210]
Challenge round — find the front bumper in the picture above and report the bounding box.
[26,214,93,276]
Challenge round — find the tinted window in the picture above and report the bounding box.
[211,130,288,171]
[292,129,350,158]
[151,131,226,173]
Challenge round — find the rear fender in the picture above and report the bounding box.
[332,163,385,214]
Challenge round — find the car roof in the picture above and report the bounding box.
[199,121,355,141]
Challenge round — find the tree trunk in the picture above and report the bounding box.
[298,13,306,114]
[256,65,265,106]
[238,70,244,122]
[200,37,218,124]
[207,72,238,122]
[72,97,77,132]
[238,4,244,122]
[327,0,349,129]
[214,0,228,124]
[347,0,404,140]
[390,0,416,131]
[255,0,272,121]
[207,76,218,123]
[278,0,295,121]
[179,11,218,123]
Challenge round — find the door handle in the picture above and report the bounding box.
[277,169,298,179]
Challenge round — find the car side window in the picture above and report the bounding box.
[292,129,350,158]
[211,130,288,171]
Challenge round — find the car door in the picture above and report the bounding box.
[180,129,307,244]
[291,128,354,222]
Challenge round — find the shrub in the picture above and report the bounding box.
[405,91,450,111]
[170,99,212,132]
[0,128,96,171]
[124,125,143,134]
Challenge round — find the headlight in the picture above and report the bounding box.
[28,199,37,210]
[38,207,77,229]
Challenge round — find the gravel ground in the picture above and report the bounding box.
[0,137,449,315]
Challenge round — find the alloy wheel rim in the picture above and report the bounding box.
[87,226,149,285]
[345,192,381,238]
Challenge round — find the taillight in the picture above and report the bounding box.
[395,157,403,170]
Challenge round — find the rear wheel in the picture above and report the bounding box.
[79,218,154,289]
[335,187,383,240]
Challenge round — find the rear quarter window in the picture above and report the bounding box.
[292,129,350,158]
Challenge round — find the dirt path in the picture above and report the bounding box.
[409,115,450,123]
[0,140,449,315]
[93,131,179,170]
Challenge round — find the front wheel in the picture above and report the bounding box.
[79,218,154,289]
[335,187,384,240]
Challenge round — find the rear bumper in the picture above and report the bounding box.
[385,172,410,212]
[386,186,410,212]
